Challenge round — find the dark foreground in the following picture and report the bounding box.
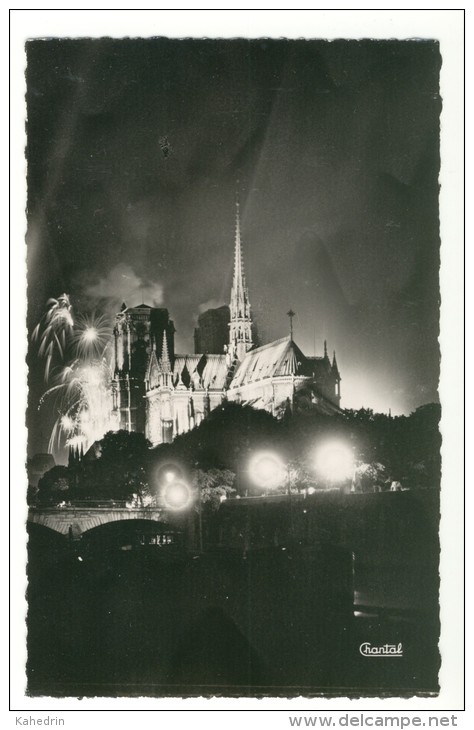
[27,501,440,698]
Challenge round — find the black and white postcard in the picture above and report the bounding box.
[10,8,464,717]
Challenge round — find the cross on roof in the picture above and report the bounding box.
[287,309,296,339]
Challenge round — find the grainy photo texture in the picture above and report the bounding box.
[25,38,442,698]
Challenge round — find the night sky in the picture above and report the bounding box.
[25,37,441,455]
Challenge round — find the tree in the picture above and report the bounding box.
[37,466,71,504]
[98,430,151,462]
[123,466,153,507]
[354,462,388,492]
[75,430,152,502]
[193,468,236,512]
[149,402,281,476]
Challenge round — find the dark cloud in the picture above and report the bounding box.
[26,38,441,453]
[83,263,164,313]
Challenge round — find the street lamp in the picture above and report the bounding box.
[248,451,295,547]
[155,462,184,489]
[155,462,205,551]
[314,440,355,486]
[161,479,193,511]
[248,451,287,491]
[156,462,193,511]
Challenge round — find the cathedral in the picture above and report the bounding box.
[111,201,342,447]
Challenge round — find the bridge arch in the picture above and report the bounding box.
[80,517,182,550]
[27,520,69,544]
[27,506,169,537]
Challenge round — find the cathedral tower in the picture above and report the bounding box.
[112,303,175,433]
[228,196,253,362]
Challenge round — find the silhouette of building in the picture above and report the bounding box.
[112,199,341,446]
[194,305,230,355]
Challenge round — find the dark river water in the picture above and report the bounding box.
[26,514,440,698]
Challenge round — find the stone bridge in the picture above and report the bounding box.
[28,505,166,536]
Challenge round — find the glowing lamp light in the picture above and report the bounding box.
[249,451,286,489]
[161,480,193,511]
[155,462,184,489]
[314,441,354,483]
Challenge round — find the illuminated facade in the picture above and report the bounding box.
[112,201,341,446]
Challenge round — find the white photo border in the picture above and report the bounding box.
[9,7,465,718]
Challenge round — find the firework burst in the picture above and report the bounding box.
[71,312,113,360]
[42,356,115,456]
[35,297,116,458]
[33,293,74,382]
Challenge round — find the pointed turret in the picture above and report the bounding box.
[229,193,253,362]
[324,339,329,362]
[160,330,171,373]
[158,329,172,388]
[331,349,341,405]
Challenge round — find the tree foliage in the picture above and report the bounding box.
[37,466,71,504]
[354,462,388,492]
[35,402,441,505]
[150,401,282,477]
[71,430,153,502]
[193,468,236,511]
[285,403,440,490]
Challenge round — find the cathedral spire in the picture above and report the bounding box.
[232,193,246,306]
[157,329,172,389]
[331,348,341,404]
[229,192,253,362]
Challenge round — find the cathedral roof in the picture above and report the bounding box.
[230,336,314,388]
[305,356,333,377]
[119,303,153,313]
[173,353,227,390]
